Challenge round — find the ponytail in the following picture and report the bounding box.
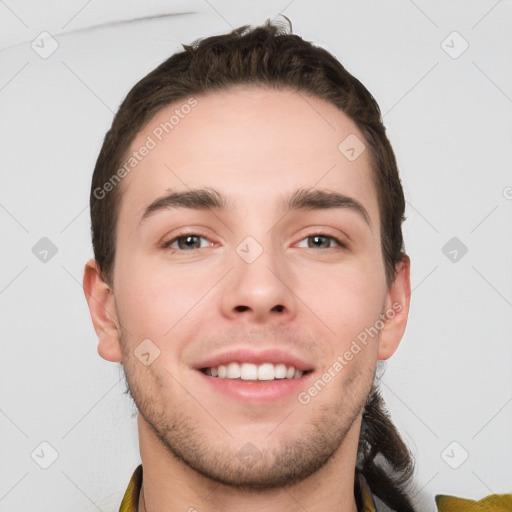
[355,385,416,511]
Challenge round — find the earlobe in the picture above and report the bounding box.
[83,259,122,363]
[377,254,411,361]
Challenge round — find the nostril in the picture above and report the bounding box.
[235,305,250,312]
[272,305,284,312]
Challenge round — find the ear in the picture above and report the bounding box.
[377,254,411,360]
[83,259,122,362]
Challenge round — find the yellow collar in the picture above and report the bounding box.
[119,465,378,512]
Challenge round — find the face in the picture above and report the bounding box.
[86,86,409,489]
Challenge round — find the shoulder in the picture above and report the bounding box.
[435,492,512,511]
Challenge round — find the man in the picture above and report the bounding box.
[83,18,419,512]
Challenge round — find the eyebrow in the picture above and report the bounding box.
[139,187,371,227]
[280,188,371,226]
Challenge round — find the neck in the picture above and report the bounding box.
[136,414,362,512]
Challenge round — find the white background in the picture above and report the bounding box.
[1,1,511,511]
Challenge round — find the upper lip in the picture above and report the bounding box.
[193,347,315,372]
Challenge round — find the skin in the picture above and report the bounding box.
[84,86,410,512]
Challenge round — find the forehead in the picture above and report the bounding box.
[118,86,378,224]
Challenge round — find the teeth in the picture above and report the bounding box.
[240,363,258,380]
[274,363,287,379]
[203,362,305,381]
[227,362,241,379]
[258,363,274,381]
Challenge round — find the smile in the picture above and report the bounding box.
[201,362,309,380]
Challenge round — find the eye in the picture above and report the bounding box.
[296,233,347,250]
[161,233,213,251]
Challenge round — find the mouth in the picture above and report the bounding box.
[194,349,315,403]
[200,362,313,381]
[197,365,314,403]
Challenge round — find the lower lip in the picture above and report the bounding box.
[196,370,314,403]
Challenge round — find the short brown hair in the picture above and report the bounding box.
[90,18,414,510]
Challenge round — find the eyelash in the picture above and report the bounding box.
[161,232,347,251]
[296,233,348,250]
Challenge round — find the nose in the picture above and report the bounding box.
[220,240,297,324]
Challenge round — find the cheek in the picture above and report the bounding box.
[295,262,385,341]
[113,254,172,341]
[113,254,219,345]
